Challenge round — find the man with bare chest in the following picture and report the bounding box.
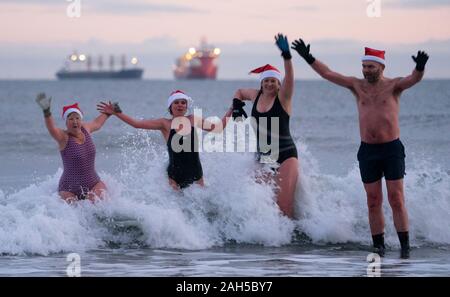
[292,39,429,259]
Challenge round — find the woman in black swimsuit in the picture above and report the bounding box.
[98,90,232,190]
[232,34,298,218]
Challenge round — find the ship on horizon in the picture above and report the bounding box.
[56,52,144,80]
[173,39,220,80]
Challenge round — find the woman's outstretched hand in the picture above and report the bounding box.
[97,101,114,115]
[275,33,291,60]
[291,38,316,65]
[232,98,247,121]
[35,92,52,117]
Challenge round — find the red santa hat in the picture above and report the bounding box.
[167,90,192,108]
[249,64,282,82]
[362,47,386,65]
[62,103,83,120]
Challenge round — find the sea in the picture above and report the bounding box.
[0,79,449,277]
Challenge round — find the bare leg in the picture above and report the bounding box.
[168,177,180,191]
[363,180,384,235]
[59,191,77,204]
[195,177,205,187]
[385,179,408,232]
[87,181,107,203]
[386,178,410,258]
[275,157,299,219]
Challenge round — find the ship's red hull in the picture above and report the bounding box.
[174,55,218,79]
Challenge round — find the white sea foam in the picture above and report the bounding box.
[1,133,449,255]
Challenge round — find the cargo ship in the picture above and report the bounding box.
[56,52,144,80]
[173,39,220,79]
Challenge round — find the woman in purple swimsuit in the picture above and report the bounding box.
[35,93,110,203]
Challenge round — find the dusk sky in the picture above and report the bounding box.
[1,0,449,79]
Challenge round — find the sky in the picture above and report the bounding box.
[0,0,449,79]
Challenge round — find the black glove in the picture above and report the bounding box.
[232,98,247,120]
[291,38,316,65]
[112,102,122,113]
[412,51,429,72]
[275,33,291,60]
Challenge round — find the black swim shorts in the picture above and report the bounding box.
[357,138,406,184]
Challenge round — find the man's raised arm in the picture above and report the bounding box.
[291,38,356,89]
[395,51,429,92]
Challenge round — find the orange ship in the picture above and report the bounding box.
[173,39,220,79]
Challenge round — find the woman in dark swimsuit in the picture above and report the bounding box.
[232,34,298,218]
[98,90,232,190]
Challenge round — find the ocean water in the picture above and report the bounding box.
[0,79,449,277]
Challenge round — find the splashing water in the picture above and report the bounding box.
[1,131,449,256]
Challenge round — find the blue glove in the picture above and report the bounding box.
[275,33,292,60]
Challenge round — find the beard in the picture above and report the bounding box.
[364,70,381,83]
